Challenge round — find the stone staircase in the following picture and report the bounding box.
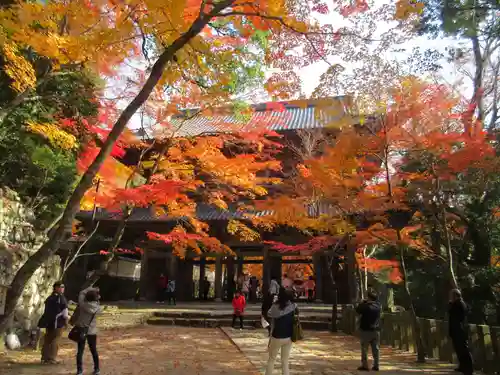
[146,303,340,331]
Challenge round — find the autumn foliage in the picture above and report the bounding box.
[257,77,500,285]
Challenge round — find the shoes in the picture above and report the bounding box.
[454,369,463,372]
[93,370,101,375]
[44,359,60,365]
[372,366,379,371]
[357,366,370,371]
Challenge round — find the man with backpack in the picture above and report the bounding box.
[356,290,381,371]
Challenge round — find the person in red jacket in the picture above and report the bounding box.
[232,290,246,329]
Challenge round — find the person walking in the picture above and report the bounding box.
[39,281,68,364]
[265,288,298,375]
[449,289,474,375]
[75,287,103,375]
[355,290,381,371]
[232,290,246,329]
[167,279,177,305]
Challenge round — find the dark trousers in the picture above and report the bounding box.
[232,314,243,328]
[451,332,473,373]
[158,287,166,302]
[203,290,209,300]
[77,334,99,373]
[167,291,176,305]
[307,289,314,302]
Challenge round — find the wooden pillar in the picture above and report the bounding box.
[263,248,271,294]
[198,257,206,300]
[139,249,149,300]
[226,256,235,301]
[214,255,223,301]
[270,253,282,283]
[168,253,177,280]
[313,253,323,302]
[237,254,244,276]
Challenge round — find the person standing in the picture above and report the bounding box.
[232,290,246,329]
[250,276,258,303]
[282,273,293,291]
[265,288,297,375]
[269,276,280,297]
[306,276,316,302]
[167,279,177,305]
[355,290,381,371]
[39,281,68,364]
[449,289,473,375]
[203,276,211,301]
[157,274,168,303]
[75,287,103,375]
[242,274,250,301]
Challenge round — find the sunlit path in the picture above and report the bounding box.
[223,328,467,375]
[0,326,258,375]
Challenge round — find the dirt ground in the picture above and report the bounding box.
[0,326,258,375]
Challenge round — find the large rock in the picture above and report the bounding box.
[0,187,61,334]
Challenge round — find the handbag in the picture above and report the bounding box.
[68,311,96,343]
[291,311,304,342]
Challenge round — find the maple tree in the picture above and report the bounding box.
[1,0,388,333]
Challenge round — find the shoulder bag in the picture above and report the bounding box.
[68,310,97,343]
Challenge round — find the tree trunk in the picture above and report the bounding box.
[327,254,338,332]
[0,5,231,334]
[441,208,459,289]
[399,244,426,362]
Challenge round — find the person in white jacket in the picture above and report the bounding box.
[74,287,103,375]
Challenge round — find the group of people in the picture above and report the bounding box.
[37,279,474,375]
[156,273,176,305]
[38,281,102,375]
[354,288,474,375]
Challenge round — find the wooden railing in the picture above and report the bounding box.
[339,305,500,374]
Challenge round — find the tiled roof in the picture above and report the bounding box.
[76,204,272,222]
[76,202,338,223]
[152,97,356,137]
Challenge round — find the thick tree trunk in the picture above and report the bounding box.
[0,5,232,334]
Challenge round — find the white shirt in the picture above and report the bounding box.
[269,280,280,295]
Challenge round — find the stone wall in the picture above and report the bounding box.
[0,187,61,332]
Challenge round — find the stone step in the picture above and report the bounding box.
[147,316,333,331]
[152,311,335,321]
